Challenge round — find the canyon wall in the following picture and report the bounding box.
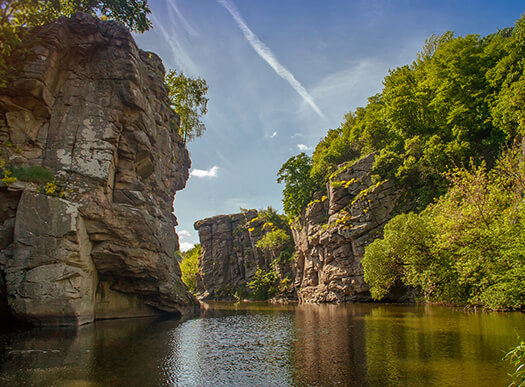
[194,210,293,300]
[0,13,196,326]
[292,154,413,303]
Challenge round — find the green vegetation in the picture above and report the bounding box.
[506,340,525,386]
[247,266,278,300]
[165,69,209,144]
[277,153,320,217]
[279,14,525,217]
[1,0,152,87]
[179,244,201,293]
[362,147,525,309]
[11,166,54,184]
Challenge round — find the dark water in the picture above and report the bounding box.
[0,303,524,386]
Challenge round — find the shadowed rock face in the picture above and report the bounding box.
[292,154,414,303]
[0,13,197,326]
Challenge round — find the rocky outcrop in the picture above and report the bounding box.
[194,210,293,300]
[0,13,196,326]
[292,154,413,303]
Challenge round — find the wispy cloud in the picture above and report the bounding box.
[165,0,198,37]
[297,144,313,151]
[150,11,199,74]
[178,230,192,238]
[217,0,327,120]
[179,242,195,252]
[191,166,219,178]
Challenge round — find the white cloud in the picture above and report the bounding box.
[269,131,277,139]
[178,230,192,238]
[297,144,313,151]
[217,0,327,120]
[179,242,195,252]
[191,166,219,178]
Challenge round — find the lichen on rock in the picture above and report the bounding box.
[292,153,415,303]
[0,13,197,326]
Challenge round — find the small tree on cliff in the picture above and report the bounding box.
[165,69,209,145]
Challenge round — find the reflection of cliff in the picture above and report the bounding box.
[291,304,368,385]
[0,317,180,385]
[0,13,196,326]
[292,154,413,303]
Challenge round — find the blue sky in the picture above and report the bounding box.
[133,0,524,251]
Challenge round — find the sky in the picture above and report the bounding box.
[133,0,524,251]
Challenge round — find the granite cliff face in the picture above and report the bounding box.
[0,13,196,326]
[292,154,413,303]
[194,210,293,300]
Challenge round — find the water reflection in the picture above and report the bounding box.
[0,303,523,386]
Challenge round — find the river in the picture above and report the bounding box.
[0,302,523,386]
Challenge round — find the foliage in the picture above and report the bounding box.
[12,165,54,184]
[179,244,201,293]
[1,0,151,87]
[362,147,525,309]
[505,340,525,386]
[277,153,320,218]
[165,69,209,144]
[256,229,293,262]
[247,266,278,300]
[281,15,525,216]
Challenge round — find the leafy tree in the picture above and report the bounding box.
[256,229,292,262]
[247,266,278,300]
[363,147,525,309]
[277,153,319,218]
[179,244,201,293]
[165,69,209,144]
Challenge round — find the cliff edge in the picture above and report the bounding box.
[0,13,197,326]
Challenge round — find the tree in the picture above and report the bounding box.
[165,69,209,145]
[277,153,318,218]
[1,0,152,87]
[179,244,201,293]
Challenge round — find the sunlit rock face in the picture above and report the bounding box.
[292,154,414,303]
[0,13,197,326]
[194,210,294,300]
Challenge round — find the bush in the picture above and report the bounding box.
[247,267,278,300]
[179,244,201,293]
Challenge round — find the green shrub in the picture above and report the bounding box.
[248,267,278,300]
[12,166,54,184]
[179,244,201,293]
[505,340,525,386]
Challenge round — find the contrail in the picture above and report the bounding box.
[217,0,327,120]
[150,13,199,74]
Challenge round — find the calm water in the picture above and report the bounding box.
[0,302,524,386]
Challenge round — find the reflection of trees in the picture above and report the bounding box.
[292,303,369,386]
[364,305,525,385]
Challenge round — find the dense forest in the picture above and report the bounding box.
[278,14,525,309]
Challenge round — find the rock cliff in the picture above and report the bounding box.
[0,13,196,326]
[194,210,293,300]
[292,154,413,303]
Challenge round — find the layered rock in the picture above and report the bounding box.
[293,154,413,303]
[0,13,196,326]
[194,210,293,300]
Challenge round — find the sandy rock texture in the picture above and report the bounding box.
[0,13,196,326]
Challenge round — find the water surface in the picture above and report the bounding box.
[0,303,523,386]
